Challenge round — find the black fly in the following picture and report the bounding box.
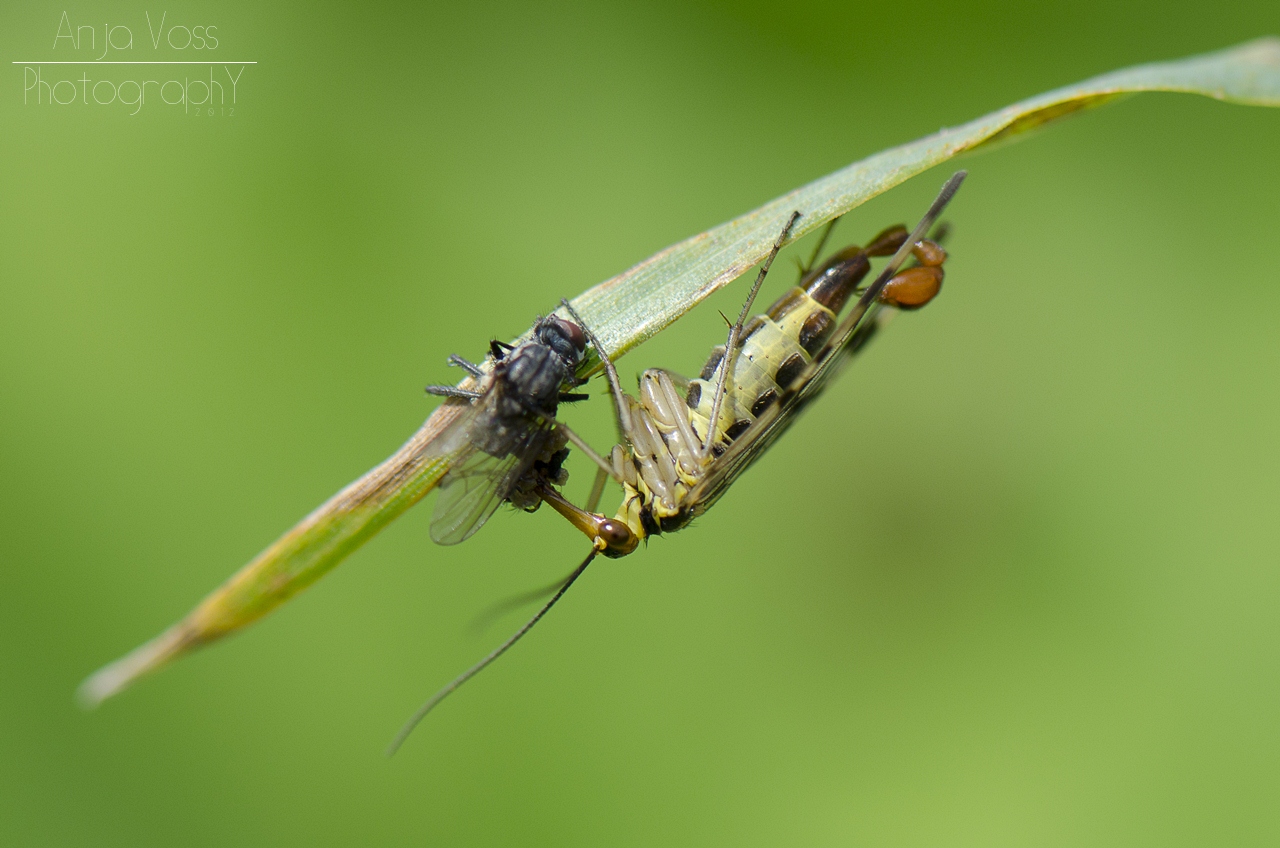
[424,314,590,544]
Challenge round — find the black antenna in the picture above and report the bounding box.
[386,547,599,756]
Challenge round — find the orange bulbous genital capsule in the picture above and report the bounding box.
[911,238,947,267]
[879,265,943,309]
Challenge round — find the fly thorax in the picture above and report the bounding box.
[503,342,567,414]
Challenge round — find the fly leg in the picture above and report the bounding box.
[425,352,487,399]
[515,404,639,556]
[446,354,485,377]
[425,385,482,400]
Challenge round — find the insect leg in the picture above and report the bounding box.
[559,299,634,440]
[387,547,598,756]
[585,465,609,514]
[558,392,591,403]
[640,368,702,475]
[524,407,624,485]
[556,421,623,483]
[446,354,485,377]
[490,339,515,359]
[799,215,841,278]
[702,210,801,459]
[425,385,483,400]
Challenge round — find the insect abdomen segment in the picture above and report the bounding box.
[680,228,905,450]
[545,173,963,557]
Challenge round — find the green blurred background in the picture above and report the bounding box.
[3,1,1280,845]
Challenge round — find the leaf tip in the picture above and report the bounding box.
[76,624,197,708]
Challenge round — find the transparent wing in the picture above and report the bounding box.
[686,173,966,513]
[429,419,553,546]
[683,306,886,515]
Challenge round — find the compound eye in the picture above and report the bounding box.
[547,316,587,354]
[597,519,636,555]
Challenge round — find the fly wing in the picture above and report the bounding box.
[429,418,554,546]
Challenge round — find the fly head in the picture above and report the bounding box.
[535,315,587,373]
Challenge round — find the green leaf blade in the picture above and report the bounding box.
[81,37,1280,705]
[571,38,1280,360]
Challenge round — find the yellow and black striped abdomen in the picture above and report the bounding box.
[679,235,889,449]
[680,288,834,448]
